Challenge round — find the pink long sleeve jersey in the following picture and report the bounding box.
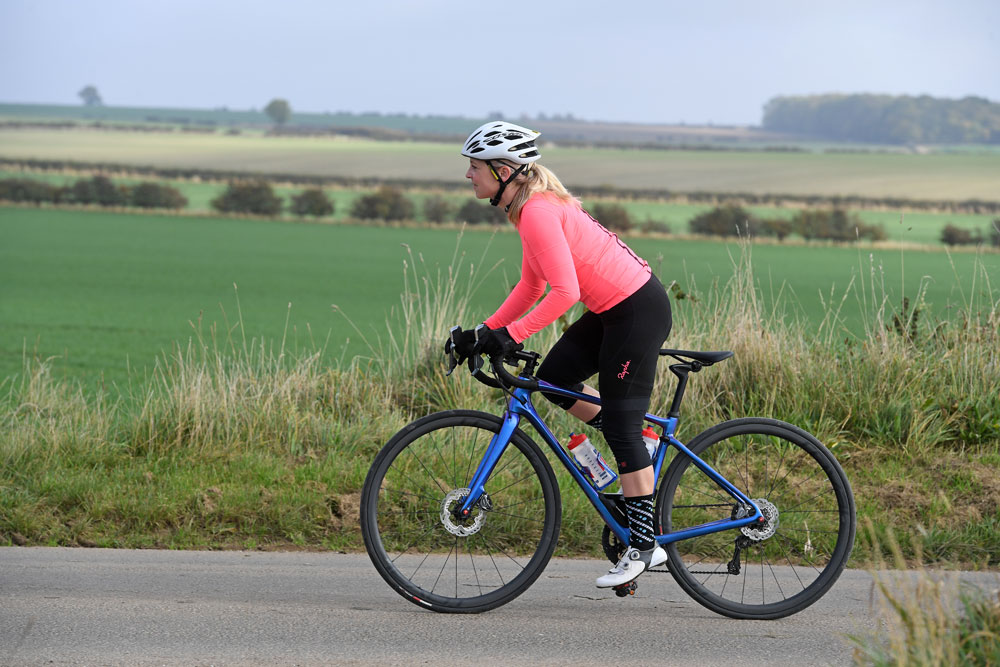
[483,193,651,343]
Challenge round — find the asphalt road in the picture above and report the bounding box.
[2,548,997,666]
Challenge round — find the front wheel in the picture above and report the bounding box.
[360,410,561,613]
[657,418,856,620]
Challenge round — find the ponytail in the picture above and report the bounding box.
[501,163,578,225]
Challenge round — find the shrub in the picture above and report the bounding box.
[640,218,671,235]
[991,219,1000,247]
[211,181,283,215]
[423,195,453,224]
[857,221,888,242]
[0,178,64,203]
[71,175,126,206]
[589,202,632,232]
[793,208,884,241]
[759,218,795,241]
[794,209,844,240]
[350,186,414,221]
[290,188,334,217]
[130,182,188,209]
[940,224,977,246]
[456,198,506,225]
[689,203,760,237]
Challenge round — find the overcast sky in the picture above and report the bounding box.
[2,0,998,126]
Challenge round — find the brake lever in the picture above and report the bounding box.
[445,325,461,376]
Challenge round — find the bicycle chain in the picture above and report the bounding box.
[647,565,747,576]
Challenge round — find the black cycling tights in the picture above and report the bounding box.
[537,274,672,473]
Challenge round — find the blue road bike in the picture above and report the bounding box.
[360,339,856,617]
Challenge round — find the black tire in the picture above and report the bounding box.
[360,410,561,613]
[657,418,856,620]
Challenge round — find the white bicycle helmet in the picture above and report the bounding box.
[462,121,541,206]
[462,121,541,165]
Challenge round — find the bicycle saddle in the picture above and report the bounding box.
[659,349,734,364]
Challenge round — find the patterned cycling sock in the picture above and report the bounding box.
[624,494,656,551]
[585,411,603,431]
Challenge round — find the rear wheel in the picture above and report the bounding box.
[360,410,561,613]
[658,418,855,619]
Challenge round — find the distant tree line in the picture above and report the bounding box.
[4,174,998,247]
[762,94,1000,144]
[689,203,1000,247]
[5,157,998,215]
[688,204,887,242]
[208,182,508,224]
[0,176,186,209]
[209,182,673,231]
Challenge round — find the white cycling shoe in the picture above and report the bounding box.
[596,545,667,588]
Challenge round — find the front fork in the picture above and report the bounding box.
[453,407,522,520]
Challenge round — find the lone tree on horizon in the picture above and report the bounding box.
[264,98,291,126]
[78,85,102,106]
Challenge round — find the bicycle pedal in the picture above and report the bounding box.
[613,580,637,597]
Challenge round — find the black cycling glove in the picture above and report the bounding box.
[472,326,523,360]
[444,326,478,361]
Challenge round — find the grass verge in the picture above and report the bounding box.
[1,236,998,566]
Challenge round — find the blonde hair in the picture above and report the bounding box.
[498,162,578,225]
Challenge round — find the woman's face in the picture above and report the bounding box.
[465,158,500,200]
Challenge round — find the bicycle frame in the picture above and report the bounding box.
[458,380,763,547]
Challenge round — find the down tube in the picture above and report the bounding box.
[509,388,631,545]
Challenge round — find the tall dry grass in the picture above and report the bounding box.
[660,240,1000,452]
[849,521,1000,665]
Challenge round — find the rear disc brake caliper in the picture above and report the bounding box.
[728,499,780,574]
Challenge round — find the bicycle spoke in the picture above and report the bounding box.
[660,419,854,619]
[487,470,539,497]
[361,412,560,613]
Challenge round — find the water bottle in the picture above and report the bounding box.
[642,426,659,461]
[567,433,617,490]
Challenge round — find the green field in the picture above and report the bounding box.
[3,127,1000,201]
[3,206,997,393]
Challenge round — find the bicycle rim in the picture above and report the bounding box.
[659,418,856,620]
[360,410,561,613]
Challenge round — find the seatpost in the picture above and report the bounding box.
[666,362,696,419]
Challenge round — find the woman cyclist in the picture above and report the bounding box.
[451,120,673,589]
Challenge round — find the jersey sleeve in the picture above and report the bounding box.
[483,253,546,331]
[491,200,581,342]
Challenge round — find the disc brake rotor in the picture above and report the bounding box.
[440,488,488,537]
[741,498,779,541]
